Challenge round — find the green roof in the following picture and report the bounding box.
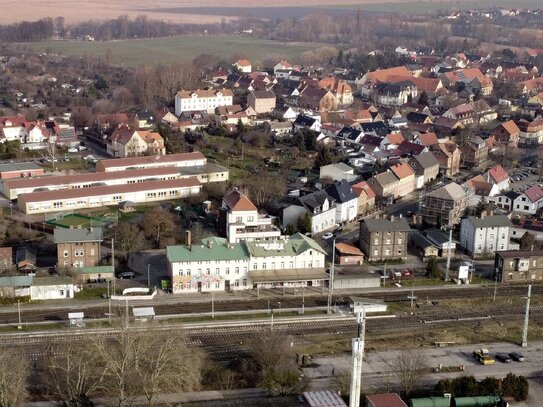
[245,233,326,258]
[76,266,114,274]
[167,237,250,263]
[31,277,73,286]
[0,276,32,287]
[167,233,326,263]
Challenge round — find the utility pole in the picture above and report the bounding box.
[522,284,532,348]
[349,308,366,407]
[327,238,336,314]
[270,307,274,330]
[302,287,305,315]
[147,264,151,289]
[445,228,452,282]
[125,298,129,329]
[408,278,417,308]
[17,300,22,330]
[211,292,215,319]
[493,276,498,302]
[111,238,116,294]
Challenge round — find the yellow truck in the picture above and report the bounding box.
[473,348,495,365]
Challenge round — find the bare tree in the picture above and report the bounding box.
[91,323,203,407]
[0,347,29,406]
[46,341,104,406]
[142,207,177,246]
[390,350,428,396]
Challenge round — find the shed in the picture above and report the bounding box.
[409,231,439,259]
[119,200,136,213]
[409,398,451,407]
[73,265,114,284]
[30,277,74,300]
[133,307,155,322]
[335,242,364,265]
[453,396,501,407]
[15,247,36,271]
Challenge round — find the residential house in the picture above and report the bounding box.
[335,242,364,266]
[442,100,497,125]
[440,68,493,96]
[293,115,321,133]
[318,77,353,106]
[233,59,252,73]
[421,182,468,226]
[513,184,543,214]
[54,227,103,269]
[489,191,520,212]
[490,120,520,148]
[380,133,404,150]
[282,190,336,234]
[247,91,276,114]
[107,127,165,158]
[299,87,337,112]
[461,136,488,169]
[319,163,357,183]
[409,151,440,188]
[495,250,543,282]
[274,59,292,74]
[167,233,328,293]
[425,228,457,257]
[406,111,432,125]
[389,162,415,197]
[325,180,358,224]
[215,105,250,125]
[517,119,543,145]
[351,181,376,217]
[357,66,412,88]
[464,175,500,206]
[460,215,512,257]
[367,171,400,202]
[374,81,417,107]
[218,189,281,244]
[359,218,410,261]
[0,276,74,300]
[429,141,461,176]
[485,164,510,192]
[175,88,234,115]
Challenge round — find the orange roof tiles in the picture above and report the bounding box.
[488,164,509,184]
[223,189,258,211]
[352,181,376,199]
[366,66,412,83]
[335,242,364,257]
[500,120,520,135]
[390,162,415,179]
[417,132,439,146]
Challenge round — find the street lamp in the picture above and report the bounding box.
[147,264,151,289]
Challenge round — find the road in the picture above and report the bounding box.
[307,341,543,404]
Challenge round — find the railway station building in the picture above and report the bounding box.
[166,233,328,294]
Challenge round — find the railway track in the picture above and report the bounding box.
[0,284,540,325]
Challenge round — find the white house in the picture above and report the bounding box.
[325,180,358,224]
[282,190,336,234]
[513,185,543,214]
[233,59,252,73]
[167,233,327,294]
[459,215,512,257]
[220,189,281,243]
[485,164,510,192]
[30,277,75,300]
[174,88,234,115]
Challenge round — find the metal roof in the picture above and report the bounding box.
[54,227,103,243]
[303,391,348,407]
[133,307,155,317]
[362,218,410,233]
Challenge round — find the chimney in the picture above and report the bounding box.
[186,230,192,248]
[480,210,486,219]
[208,240,213,249]
[390,215,395,222]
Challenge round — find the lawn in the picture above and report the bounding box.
[25,35,316,67]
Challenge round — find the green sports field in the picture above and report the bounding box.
[25,35,316,67]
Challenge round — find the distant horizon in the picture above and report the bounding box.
[0,0,541,25]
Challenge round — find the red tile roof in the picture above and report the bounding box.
[335,242,364,256]
[366,66,412,83]
[417,132,439,146]
[366,393,407,407]
[525,185,543,203]
[487,164,509,184]
[390,162,415,179]
[352,181,376,199]
[223,189,258,211]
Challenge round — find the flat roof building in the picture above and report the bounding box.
[96,151,207,172]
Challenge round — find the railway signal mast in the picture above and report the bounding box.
[327,238,336,314]
[349,306,366,407]
[522,284,532,348]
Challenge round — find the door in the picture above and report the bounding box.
[225,280,230,292]
[197,282,202,292]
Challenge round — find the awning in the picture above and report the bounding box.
[250,268,329,283]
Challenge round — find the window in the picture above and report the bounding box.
[179,271,184,276]
[243,279,247,286]
[398,249,402,254]
[75,249,84,257]
[533,260,537,266]
[63,250,69,258]
[236,216,242,222]
[215,282,220,289]
[243,267,247,273]
[187,269,191,276]
[90,249,95,256]
[289,261,294,268]
[205,282,210,289]
[398,238,402,244]
[235,267,239,274]
[248,216,254,222]
[385,249,390,256]
[235,280,240,287]
[53,201,63,208]
[373,249,378,256]
[374,238,379,245]
[206,268,210,275]
[215,268,219,275]
[225,268,230,275]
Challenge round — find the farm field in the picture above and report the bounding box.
[24,35,316,67]
[1,0,542,24]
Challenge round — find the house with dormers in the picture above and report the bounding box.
[282,190,337,234]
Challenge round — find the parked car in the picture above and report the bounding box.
[333,227,344,234]
[77,145,87,151]
[495,353,512,363]
[509,352,524,362]
[68,147,78,153]
[401,269,412,277]
[119,272,135,279]
[322,232,334,240]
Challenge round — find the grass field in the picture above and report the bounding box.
[46,213,106,229]
[24,35,316,67]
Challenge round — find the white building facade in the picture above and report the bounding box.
[459,215,512,257]
[175,89,234,115]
